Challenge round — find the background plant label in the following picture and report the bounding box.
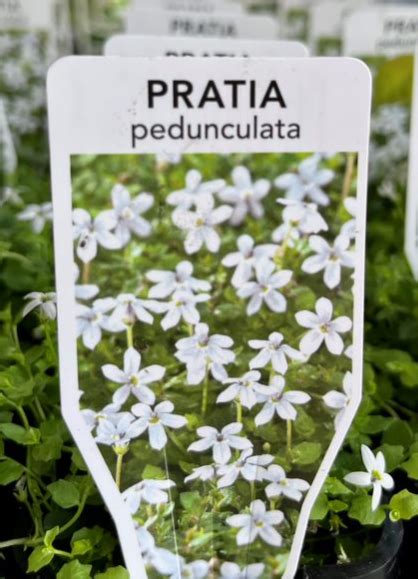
[343,6,418,57]
[124,7,279,38]
[406,49,418,280]
[0,0,55,30]
[132,0,244,13]
[104,34,308,57]
[48,57,371,579]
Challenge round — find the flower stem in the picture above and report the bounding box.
[82,261,91,284]
[250,481,256,502]
[342,153,356,201]
[236,400,242,423]
[201,370,209,416]
[115,451,124,490]
[286,420,293,454]
[126,325,134,349]
[43,321,57,364]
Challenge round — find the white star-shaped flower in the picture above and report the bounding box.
[73,208,121,263]
[76,298,121,350]
[219,166,270,225]
[227,499,284,546]
[217,448,273,488]
[341,197,357,240]
[122,478,175,514]
[249,332,305,374]
[22,291,56,320]
[175,323,235,385]
[222,234,278,287]
[323,371,352,429]
[276,198,328,236]
[237,258,292,316]
[81,403,124,432]
[172,194,233,254]
[255,376,311,426]
[103,184,153,246]
[131,401,187,450]
[167,169,225,210]
[109,293,161,327]
[95,413,143,450]
[302,235,355,289]
[216,370,272,409]
[184,464,217,484]
[275,155,334,206]
[344,445,394,511]
[155,291,210,331]
[220,562,265,579]
[146,261,210,299]
[188,422,252,465]
[156,152,181,167]
[135,526,178,576]
[17,202,53,234]
[271,221,301,246]
[169,558,210,579]
[295,297,352,356]
[264,465,310,502]
[102,347,165,406]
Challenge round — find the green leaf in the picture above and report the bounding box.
[27,546,54,573]
[142,464,166,480]
[324,477,352,496]
[44,526,59,547]
[348,495,386,526]
[292,442,322,465]
[0,423,40,445]
[382,420,413,447]
[48,479,80,509]
[95,567,129,579]
[180,491,202,512]
[0,458,24,485]
[376,444,404,473]
[390,490,418,521]
[329,499,348,513]
[401,453,418,480]
[310,493,329,521]
[57,560,92,579]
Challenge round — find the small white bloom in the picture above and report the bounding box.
[135,526,178,576]
[110,293,161,327]
[156,152,181,166]
[344,445,394,511]
[73,208,121,263]
[131,401,187,450]
[103,184,153,246]
[220,562,265,579]
[122,478,175,514]
[222,234,278,287]
[172,194,233,254]
[341,197,357,240]
[81,403,123,432]
[264,465,310,502]
[169,558,210,579]
[95,413,143,450]
[302,235,355,290]
[276,198,328,235]
[219,166,270,225]
[323,372,352,429]
[74,264,99,301]
[227,499,284,546]
[184,464,217,484]
[17,202,53,234]
[271,221,301,246]
[249,332,305,374]
[102,347,165,406]
[216,370,272,410]
[155,291,210,331]
[255,376,311,426]
[147,261,210,299]
[167,169,225,210]
[22,291,56,319]
[175,323,235,385]
[295,297,352,356]
[188,422,252,465]
[76,298,121,350]
[217,448,273,488]
[237,258,292,316]
[275,155,334,206]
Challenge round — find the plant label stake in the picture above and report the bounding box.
[406,48,418,280]
[104,34,308,58]
[48,56,371,579]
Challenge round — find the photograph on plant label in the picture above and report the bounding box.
[72,150,358,577]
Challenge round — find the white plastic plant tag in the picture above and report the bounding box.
[0,98,17,200]
[104,34,308,57]
[343,5,418,57]
[124,7,279,39]
[48,56,371,579]
[406,48,418,280]
[134,0,244,13]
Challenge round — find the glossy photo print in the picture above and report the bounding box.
[71,151,358,578]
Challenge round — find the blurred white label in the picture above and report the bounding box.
[0,0,54,30]
[134,0,244,13]
[406,48,418,279]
